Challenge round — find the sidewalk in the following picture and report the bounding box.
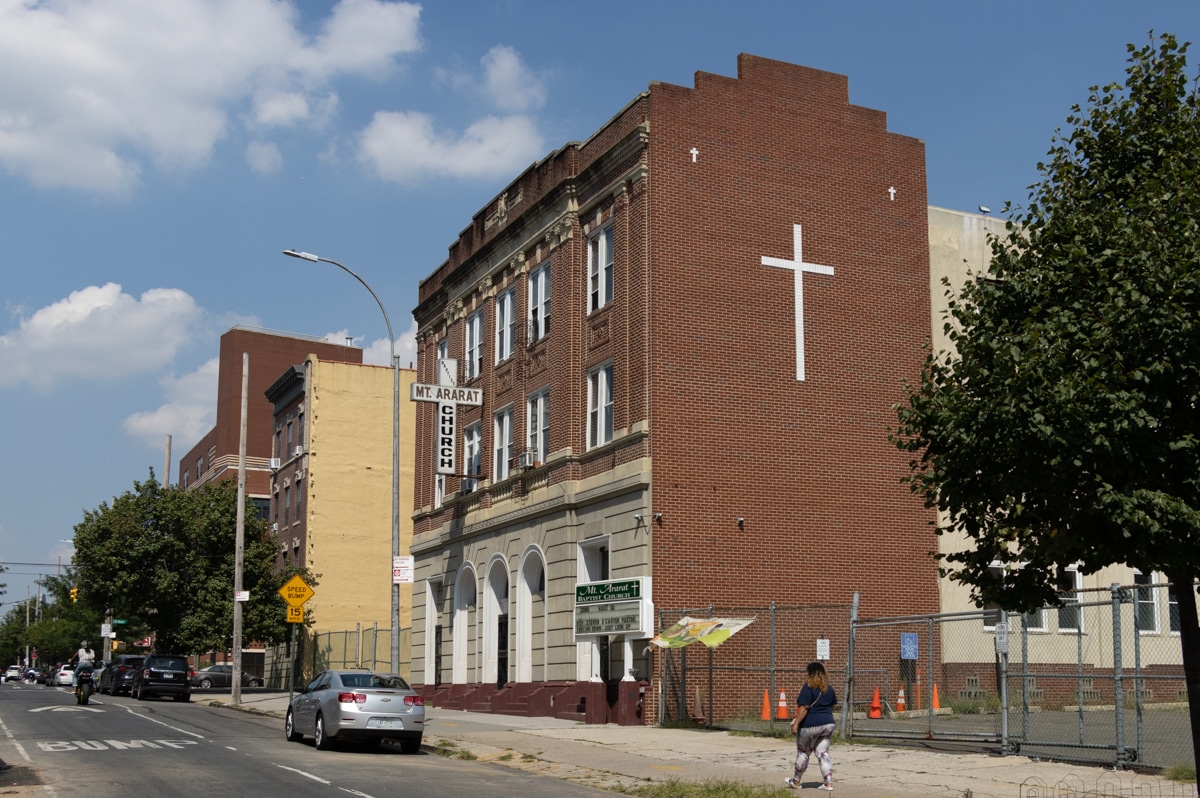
[208,691,1183,797]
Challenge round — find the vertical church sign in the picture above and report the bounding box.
[410,358,483,475]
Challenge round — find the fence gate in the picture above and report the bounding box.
[847,608,1005,746]
[847,584,1192,771]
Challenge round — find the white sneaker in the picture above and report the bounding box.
[818,783,834,791]
[784,777,797,788]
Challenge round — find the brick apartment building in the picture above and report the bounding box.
[408,54,939,724]
[180,326,363,511]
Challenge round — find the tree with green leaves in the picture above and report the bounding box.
[71,472,309,655]
[893,34,1200,776]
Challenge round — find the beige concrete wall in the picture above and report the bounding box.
[305,357,417,667]
[926,208,1183,669]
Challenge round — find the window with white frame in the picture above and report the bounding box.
[981,564,1045,630]
[1133,571,1160,633]
[495,288,515,363]
[1057,566,1083,632]
[588,223,614,312]
[981,568,1002,628]
[579,537,610,583]
[494,407,513,481]
[462,423,481,493]
[1169,585,1181,633]
[437,337,448,365]
[587,363,614,449]
[527,389,549,463]
[464,310,483,380]
[528,261,550,341]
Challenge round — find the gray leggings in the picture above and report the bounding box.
[793,722,835,783]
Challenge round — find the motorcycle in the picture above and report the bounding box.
[74,664,94,705]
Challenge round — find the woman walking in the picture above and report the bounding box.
[785,662,836,790]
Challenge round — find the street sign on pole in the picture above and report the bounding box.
[278,575,315,607]
[286,606,304,623]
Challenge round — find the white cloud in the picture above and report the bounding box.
[246,140,283,175]
[436,45,546,113]
[0,0,422,194]
[0,283,203,392]
[122,357,218,451]
[481,45,546,113]
[322,317,417,368]
[358,111,543,183]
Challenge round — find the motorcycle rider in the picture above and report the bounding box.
[70,641,95,691]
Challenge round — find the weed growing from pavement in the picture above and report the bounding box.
[434,740,477,760]
[1164,762,1196,783]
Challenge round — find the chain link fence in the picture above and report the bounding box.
[657,603,854,730]
[847,582,1193,771]
[263,623,409,689]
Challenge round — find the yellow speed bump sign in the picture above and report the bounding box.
[278,574,315,607]
[286,606,304,624]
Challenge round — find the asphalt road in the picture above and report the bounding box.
[0,681,613,798]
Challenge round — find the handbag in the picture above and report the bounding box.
[790,691,820,730]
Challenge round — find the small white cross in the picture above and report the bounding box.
[690,147,699,163]
[888,186,896,201]
[761,224,834,381]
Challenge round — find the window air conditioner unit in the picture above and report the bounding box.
[268,458,281,470]
[271,523,278,532]
[293,446,304,458]
[517,451,537,469]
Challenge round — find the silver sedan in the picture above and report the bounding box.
[285,670,424,752]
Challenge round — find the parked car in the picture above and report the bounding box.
[53,664,74,686]
[4,665,21,682]
[25,667,46,684]
[190,664,263,690]
[98,655,145,696]
[131,655,191,702]
[285,670,423,752]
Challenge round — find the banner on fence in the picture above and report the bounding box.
[650,616,755,649]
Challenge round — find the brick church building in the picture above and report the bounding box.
[408,54,939,724]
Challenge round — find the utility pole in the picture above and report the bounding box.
[231,353,248,705]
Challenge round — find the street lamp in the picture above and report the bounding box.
[282,249,401,674]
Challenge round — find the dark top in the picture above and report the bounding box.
[797,683,837,728]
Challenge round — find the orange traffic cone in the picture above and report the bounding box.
[932,684,941,710]
[761,690,771,721]
[897,687,907,712]
[776,691,789,719]
[868,687,882,719]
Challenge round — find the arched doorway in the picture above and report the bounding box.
[483,556,510,687]
[516,546,547,683]
[452,564,478,684]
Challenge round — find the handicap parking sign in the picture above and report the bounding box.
[900,632,919,660]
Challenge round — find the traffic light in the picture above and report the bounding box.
[70,588,78,603]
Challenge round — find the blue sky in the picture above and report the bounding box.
[2,0,1198,609]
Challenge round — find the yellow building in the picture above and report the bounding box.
[266,355,417,675]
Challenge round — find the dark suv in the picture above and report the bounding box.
[131,655,191,702]
[98,655,145,696]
